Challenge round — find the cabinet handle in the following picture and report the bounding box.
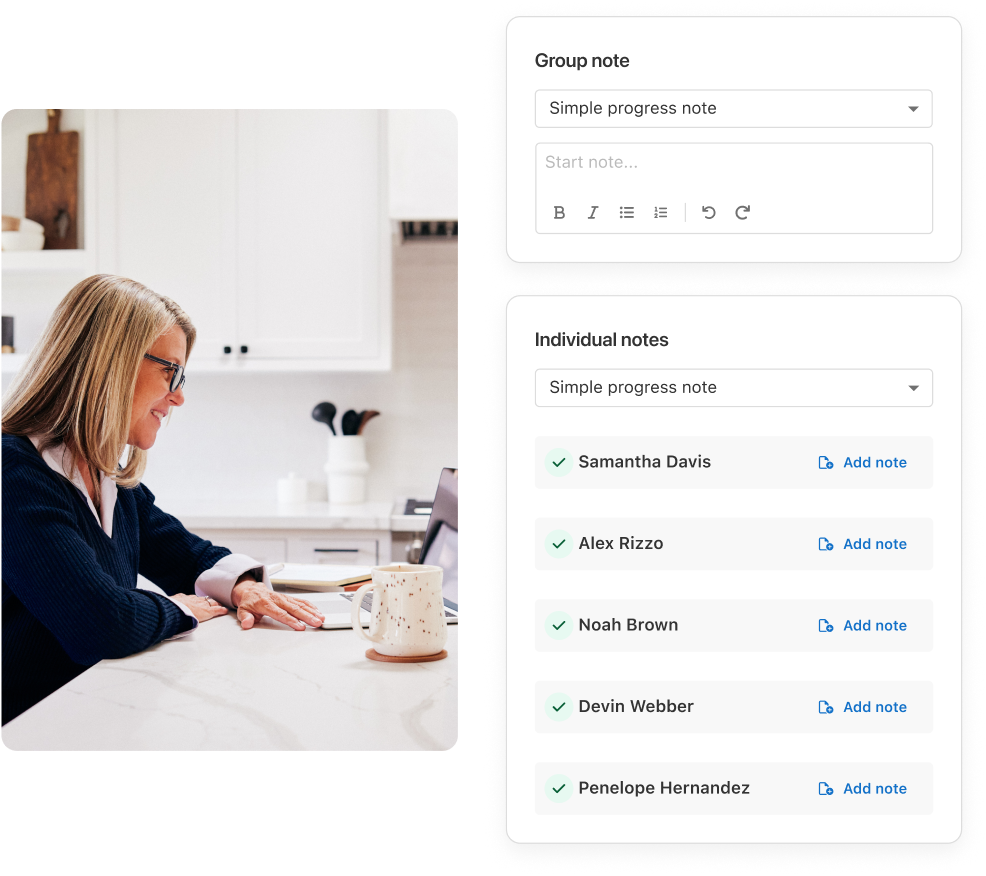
[313,548,359,553]
[223,346,231,354]
[240,345,248,354]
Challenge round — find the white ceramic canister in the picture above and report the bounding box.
[324,435,370,504]
[277,472,308,504]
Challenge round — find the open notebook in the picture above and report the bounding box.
[267,563,372,592]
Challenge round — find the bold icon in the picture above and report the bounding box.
[818,782,835,796]
[620,206,635,219]
[818,619,834,632]
[654,206,668,218]
[818,700,835,714]
[735,205,751,219]
[588,206,598,219]
[818,537,834,551]
[554,206,565,219]
[702,206,716,219]
[818,455,834,470]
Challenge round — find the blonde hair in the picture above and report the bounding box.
[2,274,195,487]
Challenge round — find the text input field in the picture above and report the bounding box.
[536,143,932,234]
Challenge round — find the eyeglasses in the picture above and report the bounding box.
[143,353,186,392]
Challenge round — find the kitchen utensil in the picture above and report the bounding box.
[26,110,79,250]
[311,401,337,435]
[356,409,380,435]
[341,409,361,436]
[350,564,448,659]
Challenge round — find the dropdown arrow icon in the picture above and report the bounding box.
[909,106,919,112]
[909,385,919,391]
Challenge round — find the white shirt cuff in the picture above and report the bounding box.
[194,553,271,607]
[166,597,199,640]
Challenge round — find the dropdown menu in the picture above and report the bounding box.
[534,369,933,407]
[534,90,933,128]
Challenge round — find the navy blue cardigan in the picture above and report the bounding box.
[2,434,230,724]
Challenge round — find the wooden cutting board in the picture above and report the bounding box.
[25,110,79,249]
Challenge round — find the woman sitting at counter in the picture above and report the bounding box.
[1,275,324,724]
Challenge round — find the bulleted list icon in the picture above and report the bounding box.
[620,206,635,219]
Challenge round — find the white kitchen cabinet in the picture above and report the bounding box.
[207,537,288,566]
[290,536,382,566]
[115,110,237,363]
[194,530,391,568]
[388,110,457,219]
[236,111,389,364]
[110,110,391,371]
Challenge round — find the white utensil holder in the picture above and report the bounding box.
[325,435,370,504]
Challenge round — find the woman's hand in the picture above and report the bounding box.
[231,579,325,631]
[171,593,229,622]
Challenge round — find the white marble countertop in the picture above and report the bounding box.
[3,615,456,751]
[390,498,431,533]
[168,501,430,533]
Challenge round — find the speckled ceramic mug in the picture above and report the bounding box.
[350,563,448,657]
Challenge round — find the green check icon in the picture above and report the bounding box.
[545,773,573,802]
[544,691,573,721]
[544,611,574,640]
[545,448,573,477]
[544,529,573,558]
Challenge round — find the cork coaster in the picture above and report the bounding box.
[365,648,448,664]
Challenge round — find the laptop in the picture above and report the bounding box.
[416,467,458,620]
[304,468,459,630]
